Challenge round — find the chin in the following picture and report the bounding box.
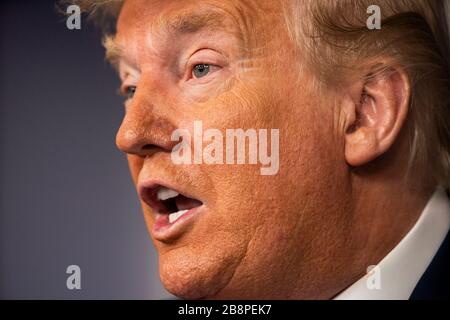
[158,245,242,300]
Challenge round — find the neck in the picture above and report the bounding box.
[351,176,434,264]
[343,136,436,295]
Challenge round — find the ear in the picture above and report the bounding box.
[344,66,411,166]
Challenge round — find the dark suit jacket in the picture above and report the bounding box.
[410,191,450,300]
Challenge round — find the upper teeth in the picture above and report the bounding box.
[157,187,179,201]
[156,187,191,223]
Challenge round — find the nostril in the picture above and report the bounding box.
[141,144,166,156]
[142,144,157,150]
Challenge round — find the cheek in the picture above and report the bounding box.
[207,89,339,237]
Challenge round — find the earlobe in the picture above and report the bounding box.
[344,66,410,167]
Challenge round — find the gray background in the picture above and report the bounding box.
[0,0,169,299]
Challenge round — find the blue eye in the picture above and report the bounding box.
[192,64,210,78]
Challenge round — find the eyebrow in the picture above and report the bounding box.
[105,9,238,69]
[104,35,123,70]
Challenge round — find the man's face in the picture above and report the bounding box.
[115,0,354,299]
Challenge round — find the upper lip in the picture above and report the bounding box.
[138,179,202,215]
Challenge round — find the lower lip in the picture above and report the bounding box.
[151,206,203,242]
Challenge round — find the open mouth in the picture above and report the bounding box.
[140,184,203,226]
[156,187,203,223]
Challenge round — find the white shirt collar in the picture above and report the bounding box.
[334,187,450,300]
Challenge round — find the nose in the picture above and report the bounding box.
[116,99,178,157]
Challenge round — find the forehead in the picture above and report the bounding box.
[115,0,283,49]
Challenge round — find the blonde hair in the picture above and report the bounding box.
[65,0,450,189]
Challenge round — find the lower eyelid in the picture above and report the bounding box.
[190,71,223,85]
[192,74,215,85]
